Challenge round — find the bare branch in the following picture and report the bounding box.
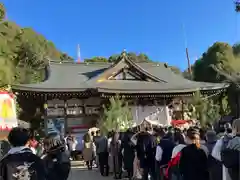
[211,64,238,82]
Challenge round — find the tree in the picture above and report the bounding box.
[192,42,240,82]
[99,96,132,134]
[109,54,120,62]
[0,57,15,86]
[60,53,74,61]
[14,42,47,83]
[85,52,152,63]
[0,4,74,87]
[189,91,221,126]
[0,3,5,21]
[84,57,108,63]
[211,63,240,117]
[169,66,182,75]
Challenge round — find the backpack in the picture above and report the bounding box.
[221,148,239,168]
[221,135,232,151]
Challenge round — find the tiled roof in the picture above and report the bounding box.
[12,52,228,93]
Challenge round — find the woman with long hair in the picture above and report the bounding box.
[179,128,209,180]
[82,133,94,170]
[42,133,70,180]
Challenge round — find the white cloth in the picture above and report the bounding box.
[71,140,78,151]
[212,138,231,180]
[171,144,186,158]
[155,146,163,161]
[212,138,222,161]
[30,147,36,155]
[133,152,142,179]
[131,134,137,145]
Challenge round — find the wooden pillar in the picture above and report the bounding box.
[43,94,48,135]
[181,98,184,120]
[219,93,224,116]
[64,99,68,135]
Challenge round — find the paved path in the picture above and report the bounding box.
[68,161,112,180]
[68,168,112,180]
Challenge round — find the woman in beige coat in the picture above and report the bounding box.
[82,133,94,170]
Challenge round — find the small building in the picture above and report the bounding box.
[12,51,227,134]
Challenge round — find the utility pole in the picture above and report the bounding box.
[182,23,192,78]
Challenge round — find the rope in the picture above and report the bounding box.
[202,89,224,100]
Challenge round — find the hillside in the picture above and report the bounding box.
[0,3,73,86]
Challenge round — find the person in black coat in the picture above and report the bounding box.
[0,138,11,159]
[136,128,156,180]
[0,127,45,180]
[179,128,209,180]
[122,130,135,180]
[42,133,70,180]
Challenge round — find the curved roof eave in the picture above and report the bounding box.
[11,85,89,92]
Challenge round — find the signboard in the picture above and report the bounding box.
[47,108,65,116]
[0,92,17,130]
[45,118,65,136]
[47,99,65,108]
[67,117,89,133]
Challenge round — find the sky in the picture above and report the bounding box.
[2,0,240,70]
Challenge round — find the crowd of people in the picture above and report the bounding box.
[0,118,239,180]
[81,119,240,180]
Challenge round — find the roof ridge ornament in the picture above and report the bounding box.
[121,49,127,57]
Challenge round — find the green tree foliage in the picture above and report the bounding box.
[169,66,182,75]
[0,3,5,21]
[0,57,15,86]
[189,91,221,126]
[0,4,73,86]
[85,52,152,63]
[85,57,108,63]
[192,42,240,82]
[100,96,132,134]
[85,52,182,75]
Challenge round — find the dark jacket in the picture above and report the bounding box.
[221,136,240,180]
[157,138,175,166]
[122,132,135,170]
[0,147,45,180]
[42,146,70,180]
[179,144,209,180]
[136,132,156,168]
[0,140,11,159]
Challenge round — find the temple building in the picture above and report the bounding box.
[12,51,227,134]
